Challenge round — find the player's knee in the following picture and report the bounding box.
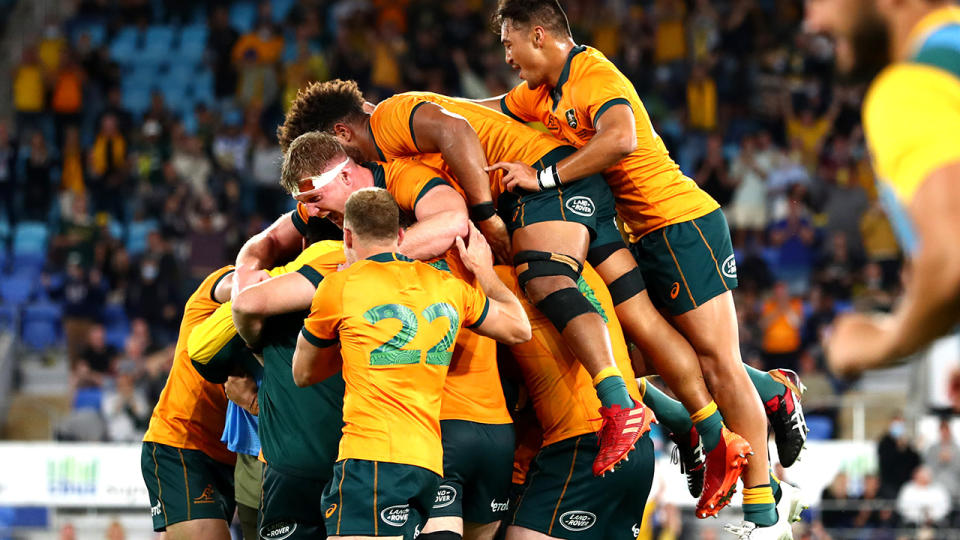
[513,250,583,303]
[419,531,463,540]
[586,242,623,267]
[535,287,598,333]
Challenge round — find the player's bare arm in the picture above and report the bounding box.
[411,102,512,262]
[232,272,318,348]
[455,222,531,345]
[490,103,636,192]
[398,184,470,260]
[291,335,342,388]
[828,161,960,375]
[235,213,303,290]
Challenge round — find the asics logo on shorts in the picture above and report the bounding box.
[325,503,337,518]
[670,282,680,300]
[722,254,737,279]
[565,196,595,217]
[433,485,457,508]
[260,520,297,540]
[559,510,597,531]
[381,504,410,527]
[490,499,509,513]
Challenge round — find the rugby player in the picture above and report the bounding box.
[140,267,237,540]
[280,133,519,540]
[294,189,531,540]
[476,0,809,525]
[806,1,960,376]
[192,240,347,539]
[276,83,722,479]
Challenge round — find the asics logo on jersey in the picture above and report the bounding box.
[490,499,509,512]
[433,485,457,508]
[559,510,597,531]
[565,196,595,217]
[381,504,410,527]
[565,108,578,128]
[722,254,737,279]
[260,520,297,540]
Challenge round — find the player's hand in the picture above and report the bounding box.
[486,161,540,192]
[474,214,511,265]
[456,221,496,276]
[825,312,894,378]
[233,266,271,297]
[225,374,260,416]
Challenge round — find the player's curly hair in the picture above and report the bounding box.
[277,79,367,151]
[493,0,571,37]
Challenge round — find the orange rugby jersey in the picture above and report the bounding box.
[294,158,461,232]
[501,45,719,242]
[493,263,640,446]
[369,91,565,199]
[302,252,490,475]
[143,266,236,465]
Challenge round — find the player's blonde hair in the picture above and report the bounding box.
[280,131,349,194]
[344,188,400,242]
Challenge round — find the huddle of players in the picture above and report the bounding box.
[138,1,813,539]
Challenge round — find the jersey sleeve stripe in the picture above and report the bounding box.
[413,177,450,209]
[208,269,234,302]
[301,326,338,348]
[914,46,960,79]
[500,96,525,122]
[592,98,631,127]
[408,101,429,152]
[296,266,325,287]
[466,298,490,329]
[291,209,309,236]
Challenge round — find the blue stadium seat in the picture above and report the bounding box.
[121,87,152,118]
[178,24,208,63]
[0,274,34,306]
[0,304,17,334]
[272,0,296,22]
[229,1,256,33]
[103,302,129,349]
[805,415,834,440]
[72,387,103,411]
[71,22,106,47]
[0,218,9,240]
[21,302,62,350]
[126,220,158,256]
[138,26,175,65]
[167,63,197,89]
[109,27,140,65]
[12,252,45,274]
[108,220,125,242]
[12,221,48,256]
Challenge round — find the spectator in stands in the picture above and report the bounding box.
[695,133,733,208]
[686,62,717,132]
[859,201,901,288]
[768,198,817,293]
[88,114,126,211]
[130,118,167,184]
[207,6,239,100]
[801,286,836,350]
[126,231,179,345]
[853,474,896,535]
[728,133,771,248]
[22,130,54,222]
[815,232,862,302]
[51,49,85,148]
[232,18,284,106]
[897,466,951,528]
[102,360,149,442]
[13,46,47,143]
[924,419,960,513]
[782,89,839,175]
[820,471,853,531]
[761,281,804,371]
[60,126,85,196]
[0,122,17,224]
[878,413,921,499]
[653,0,686,66]
[96,87,132,139]
[170,134,211,195]
[853,262,895,313]
[105,520,126,540]
[51,194,97,268]
[75,324,116,387]
[63,255,107,361]
[212,110,250,174]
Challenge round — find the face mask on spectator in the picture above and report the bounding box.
[142,263,158,281]
[890,420,905,438]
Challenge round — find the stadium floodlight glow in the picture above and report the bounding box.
[292,158,349,199]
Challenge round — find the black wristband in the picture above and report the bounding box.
[469,201,497,221]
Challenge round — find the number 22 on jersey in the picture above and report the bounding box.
[363,302,460,367]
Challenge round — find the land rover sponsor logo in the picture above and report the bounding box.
[434,485,457,508]
[381,504,410,527]
[722,254,737,278]
[559,510,596,531]
[565,196,595,217]
[260,520,297,540]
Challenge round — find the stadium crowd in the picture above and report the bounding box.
[2,0,937,538]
